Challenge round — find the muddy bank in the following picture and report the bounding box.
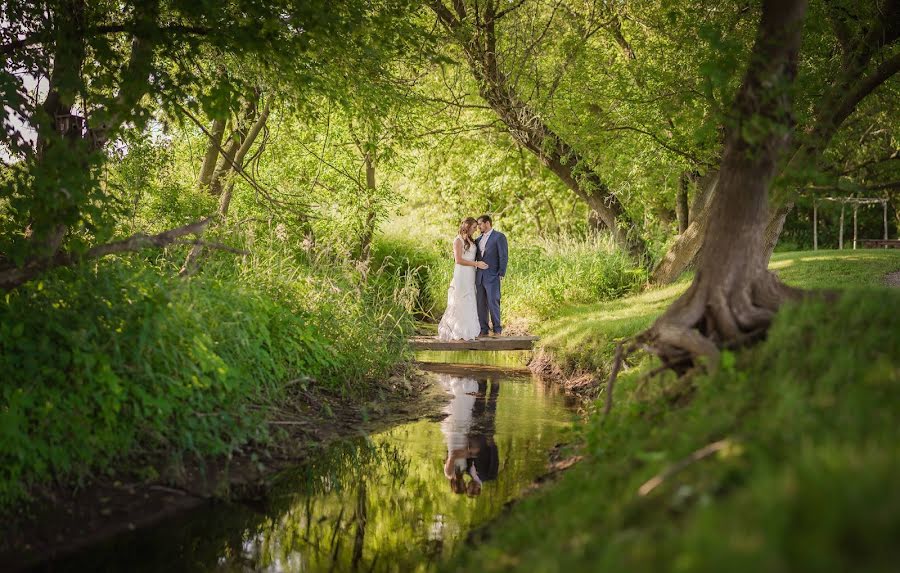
[528,347,605,396]
[1,371,446,571]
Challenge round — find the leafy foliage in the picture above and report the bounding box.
[0,237,414,507]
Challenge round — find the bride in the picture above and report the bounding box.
[437,217,488,341]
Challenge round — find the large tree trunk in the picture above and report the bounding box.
[26,0,87,261]
[638,0,807,368]
[651,0,900,283]
[429,0,649,262]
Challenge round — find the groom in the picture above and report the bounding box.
[475,215,508,337]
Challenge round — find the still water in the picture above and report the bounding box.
[38,353,573,572]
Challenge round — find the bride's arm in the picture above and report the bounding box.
[453,238,484,267]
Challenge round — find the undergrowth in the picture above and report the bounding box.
[0,231,415,509]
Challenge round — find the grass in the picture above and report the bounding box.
[536,249,900,375]
[375,233,647,328]
[445,249,900,572]
[0,235,416,510]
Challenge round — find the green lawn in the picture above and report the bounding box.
[536,249,900,375]
[447,250,900,573]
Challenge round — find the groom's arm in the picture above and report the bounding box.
[498,233,508,277]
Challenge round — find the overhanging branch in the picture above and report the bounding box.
[0,217,220,291]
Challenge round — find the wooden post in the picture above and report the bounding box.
[812,200,818,250]
[838,202,844,250]
[852,203,858,250]
[884,200,889,246]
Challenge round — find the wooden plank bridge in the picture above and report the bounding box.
[409,335,539,351]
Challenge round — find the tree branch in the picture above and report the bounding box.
[603,124,713,167]
[0,217,215,291]
[494,0,528,21]
[175,103,309,211]
[2,24,209,56]
[429,1,460,29]
[833,50,900,127]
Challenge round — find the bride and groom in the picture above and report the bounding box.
[437,215,508,341]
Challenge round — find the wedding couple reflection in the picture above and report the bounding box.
[438,374,500,497]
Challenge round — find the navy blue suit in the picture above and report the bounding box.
[475,230,508,335]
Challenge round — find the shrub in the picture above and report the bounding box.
[0,240,412,508]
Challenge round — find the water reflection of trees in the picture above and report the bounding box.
[228,376,570,572]
[53,374,571,572]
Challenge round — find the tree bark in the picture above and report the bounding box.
[639,0,807,368]
[652,0,900,282]
[197,117,226,189]
[181,97,270,276]
[429,0,649,262]
[207,95,260,197]
[358,152,377,263]
[0,218,215,291]
[650,170,718,283]
[27,0,87,261]
[216,98,270,216]
[10,0,159,284]
[675,171,692,234]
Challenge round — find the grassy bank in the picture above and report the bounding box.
[0,238,415,510]
[535,250,900,375]
[446,249,900,572]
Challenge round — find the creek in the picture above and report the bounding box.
[35,351,574,572]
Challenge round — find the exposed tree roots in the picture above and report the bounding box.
[604,271,809,416]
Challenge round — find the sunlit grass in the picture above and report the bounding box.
[536,249,900,374]
[446,250,900,573]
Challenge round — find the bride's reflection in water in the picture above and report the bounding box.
[438,374,500,497]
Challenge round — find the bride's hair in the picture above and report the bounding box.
[458,217,477,251]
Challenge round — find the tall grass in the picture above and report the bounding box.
[375,233,647,328]
[0,225,416,509]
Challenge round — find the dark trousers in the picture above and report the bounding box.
[476,278,502,334]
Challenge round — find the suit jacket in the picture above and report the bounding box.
[475,230,508,284]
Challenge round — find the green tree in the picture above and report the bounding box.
[0,0,422,290]
[638,0,808,366]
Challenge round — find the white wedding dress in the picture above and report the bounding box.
[437,236,481,341]
[438,374,479,476]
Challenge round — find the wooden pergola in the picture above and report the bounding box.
[812,196,891,250]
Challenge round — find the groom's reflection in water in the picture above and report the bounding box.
[438,374,500,497]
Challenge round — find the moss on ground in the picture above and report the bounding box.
[446,250,900,572]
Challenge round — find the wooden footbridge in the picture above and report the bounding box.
[409,335,539,351]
